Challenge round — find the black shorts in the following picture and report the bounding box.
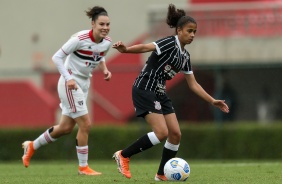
[132,86,175,117]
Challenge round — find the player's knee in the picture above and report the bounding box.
[56,124,74,135]
[62,126,73,135]
[156,129,169,141]
[79,121,91,133]
[169,131,182,143]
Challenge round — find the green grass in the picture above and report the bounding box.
[0,160,281,183]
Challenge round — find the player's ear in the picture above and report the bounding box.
[177,27,182,35]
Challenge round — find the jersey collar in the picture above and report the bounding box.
[89,29,104,43]
[89,29,95,42]
[175,35,183,54]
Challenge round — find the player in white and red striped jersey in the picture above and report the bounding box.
[22,6,112,176]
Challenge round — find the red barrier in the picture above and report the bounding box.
[0,81,57,128]
[181,1,282,38]
[190,0,277,4]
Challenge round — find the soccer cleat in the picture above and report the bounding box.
[154,174,168,181]
[22,141,35,168]
[78,165,102,176]
[113,150,131,179]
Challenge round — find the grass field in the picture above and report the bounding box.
[1,160,281,184]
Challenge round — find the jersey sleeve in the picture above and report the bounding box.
[52,49,73,81]
[51,36,80,81]
[60,35,80,55]
[153,36,175,55]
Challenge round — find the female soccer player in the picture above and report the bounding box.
[22,6,112,175]
[112,4,229,181]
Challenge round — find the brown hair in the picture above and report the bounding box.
[85,6,108,21]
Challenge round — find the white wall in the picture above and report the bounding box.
[1,0,281,72]
[0,0,187,70]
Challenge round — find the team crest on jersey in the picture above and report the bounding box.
[154,101,161,110]
[92,51,102,61]
[164,64,172,71]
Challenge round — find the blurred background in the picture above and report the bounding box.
[1,0,281,127]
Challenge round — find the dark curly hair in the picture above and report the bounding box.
[166,4,196,34]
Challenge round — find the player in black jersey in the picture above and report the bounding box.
[113,4,229,181]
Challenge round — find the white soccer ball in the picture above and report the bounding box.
[164,157,190,181]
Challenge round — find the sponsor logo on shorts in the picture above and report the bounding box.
[78,101,84,105]
[154,101,161,110]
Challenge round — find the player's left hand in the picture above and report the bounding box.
[212,100,229,113]
[104,70,112,81]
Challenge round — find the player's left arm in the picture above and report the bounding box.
[184,73,229,113]
[98,60,112,81]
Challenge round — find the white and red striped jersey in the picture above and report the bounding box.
[53,29,112,80]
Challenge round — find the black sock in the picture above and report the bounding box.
[48,127,54,133]
[121,134,154,158]
[157,147,178,175]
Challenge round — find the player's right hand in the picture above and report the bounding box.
[66,79,78,90]
[112,41,127,53]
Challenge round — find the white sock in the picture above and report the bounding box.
[76,145,88,167]
[147,132,161,145]
[164,140,180,151]
[33,129,57,150]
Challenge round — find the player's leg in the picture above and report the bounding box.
[155,113,181,181]
[22,115,76,168]
[22,75,77,168]
[123,87,168,157]
[154,94,181,181]
[113,113,167,179]
[123,113,167,157]
[75,113,101,176]
[63,76,99,175]
[113,87,168,179]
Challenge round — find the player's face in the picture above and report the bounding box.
[177,22,197,48]
[92,15,110,40]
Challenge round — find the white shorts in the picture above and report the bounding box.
[57,74,90,119]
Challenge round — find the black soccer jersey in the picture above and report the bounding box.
[133,35,193,95]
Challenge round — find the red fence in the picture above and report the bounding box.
[190,0,276,3]
[151,1,282,38]
[0,81,57,128]
[190,3,282,37]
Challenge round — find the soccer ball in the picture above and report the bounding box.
[164,157,190,181]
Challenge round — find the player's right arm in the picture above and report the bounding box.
[112,41,156,53]
[52,36,79,90]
